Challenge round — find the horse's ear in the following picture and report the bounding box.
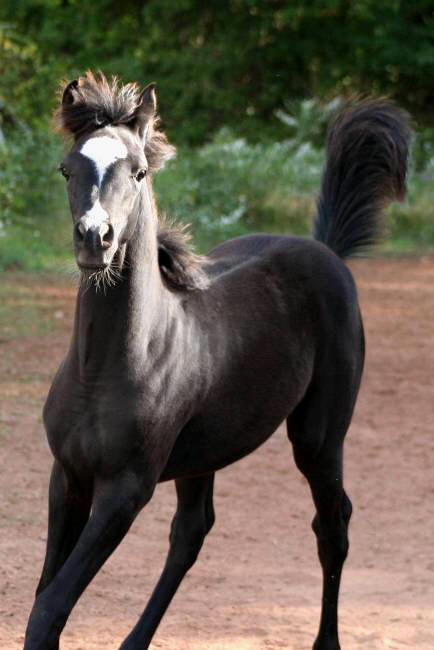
[62,79,79,106]
[133,83,157,142]
[140,83,157,114]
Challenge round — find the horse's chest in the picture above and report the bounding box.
[43,379,150,476]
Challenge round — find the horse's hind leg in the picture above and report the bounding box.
[287,356,362,650]
[36,461,91,596]
[290,437,352,650]
[120,473,215,649]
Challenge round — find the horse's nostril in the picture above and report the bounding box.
[75,219,114,251]
[100,223,114,249]
[75,222,86,241]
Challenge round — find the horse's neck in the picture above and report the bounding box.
[71,188,169,382]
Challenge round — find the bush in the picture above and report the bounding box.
[0,127,65,228]
[154,128,323,251]
[154,128,434,254]
[2,2,434,145]
[386,164,434,250]
[0,127,70,270]
[0,119,433,272]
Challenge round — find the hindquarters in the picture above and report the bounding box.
[268,236,366,459]
[285,259,364,649]
[288,296,365,462]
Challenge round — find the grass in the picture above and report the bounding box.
[0,223,71,271]
[0,274,69,340]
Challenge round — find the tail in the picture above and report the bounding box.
[313,99,412,258]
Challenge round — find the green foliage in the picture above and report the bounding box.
[0,222,72,271]
[275,98,344,150]
[0,100,432,272]
[412,127,434,172]
[155,130,434,254]
[1,1,434,144]
[1,2,433,268]
[154,129,322,251]
[0,127,70,270]
[387,165,434,249]
[0,127,64,227]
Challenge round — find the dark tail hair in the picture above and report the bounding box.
[313,99,412,258]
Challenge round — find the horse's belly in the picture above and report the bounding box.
[160,365,311,481]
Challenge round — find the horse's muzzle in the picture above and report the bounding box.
[74,219,115,267]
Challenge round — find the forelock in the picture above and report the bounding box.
[55,71,176,173]
[55,71,141,139]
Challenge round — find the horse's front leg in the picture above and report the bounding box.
[24,471,153,650]
[35,461,91,597]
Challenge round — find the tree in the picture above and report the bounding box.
[1,1,433,144]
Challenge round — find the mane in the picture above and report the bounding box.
[157,217,210,291]
[55,71,175,173]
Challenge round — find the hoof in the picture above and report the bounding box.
[313,637,340,650]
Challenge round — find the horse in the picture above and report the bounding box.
[23,71,410,650]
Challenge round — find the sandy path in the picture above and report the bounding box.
[0,257,433,649]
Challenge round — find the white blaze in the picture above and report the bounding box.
[83,199,109,228]
[80,135,128,185]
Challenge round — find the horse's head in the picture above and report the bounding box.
[56,72,175,273]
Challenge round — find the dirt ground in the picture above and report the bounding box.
[0,257,433,650]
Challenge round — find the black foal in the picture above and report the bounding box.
[24,72,411,650]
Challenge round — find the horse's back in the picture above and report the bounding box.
[207,233,360,331]
[206,233,363,392]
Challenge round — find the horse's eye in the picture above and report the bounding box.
[59,165,70,180]
[135,169,147,182]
